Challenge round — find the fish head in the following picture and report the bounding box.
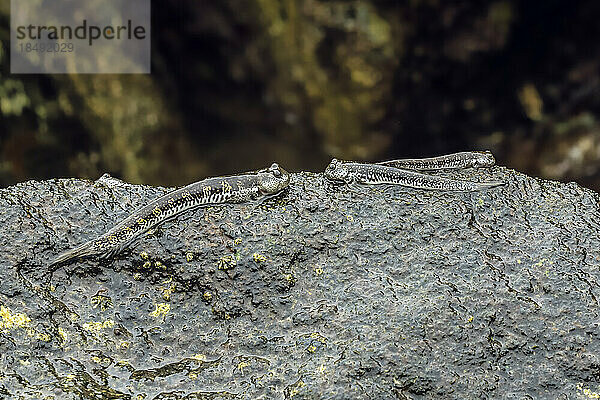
[470,151,496,168]
[324,159,351,182]
[257,163,290,194]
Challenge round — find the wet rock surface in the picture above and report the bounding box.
[1,166,600,399]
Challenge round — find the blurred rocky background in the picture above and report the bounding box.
[1,0,600,191]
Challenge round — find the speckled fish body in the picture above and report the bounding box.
[325,160,503,191]
[378,151,495,171]
[51,163,290,266]
[92,175,265,256]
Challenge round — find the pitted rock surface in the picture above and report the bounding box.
[1,166,600,399]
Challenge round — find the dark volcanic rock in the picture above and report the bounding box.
[1,166,600,399]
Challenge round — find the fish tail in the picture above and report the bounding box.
[50,241,97,267]
[457,180,505,191]
[479,181,505,190]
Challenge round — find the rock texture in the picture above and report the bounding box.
[1,166,600,399]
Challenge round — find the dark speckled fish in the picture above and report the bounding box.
[51,163,290,266]
[325,152,503,191]
[377,151,496,171]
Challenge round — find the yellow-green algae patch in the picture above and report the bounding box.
[0,305,51,342]
[217,254,238,270]
[149,302,170,320]
[82,319,115,332]
[0,305,31,331]
[252,252,267,263]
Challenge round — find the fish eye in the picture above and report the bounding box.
[268,163,281,177]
